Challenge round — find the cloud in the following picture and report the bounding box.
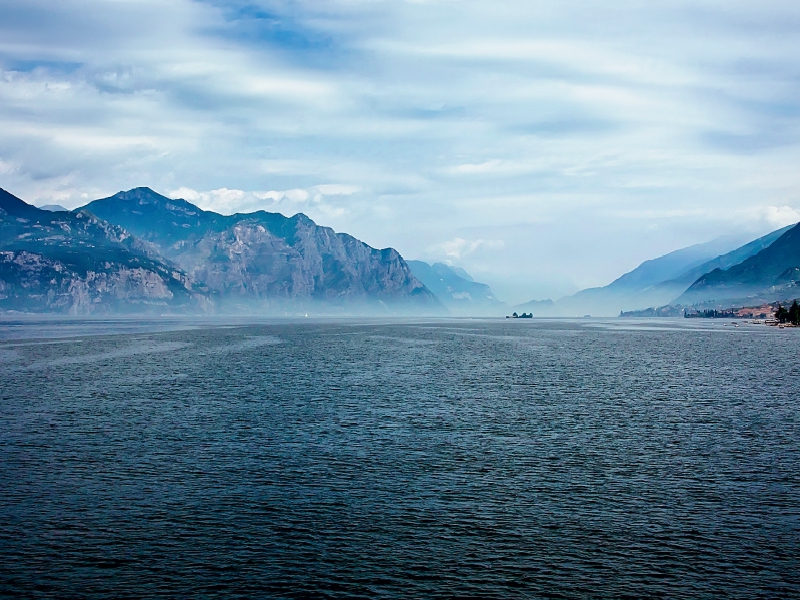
[760,205,800,228]
[169,187,253,213]
[252,191,283,201]
[167,185,352,218]
[314,184,361,195]
[0,158,16,175]
[284,189,309,202]
[2,0,800,297]
[430,237,505,260]
[169,186,201,202]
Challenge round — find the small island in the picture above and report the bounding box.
[507,312,533,319]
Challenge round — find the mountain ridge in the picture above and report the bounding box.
[80,187,442,313]
[676,222,800,306]
[0,188,211,314]
[540,235,750,316]
[515,226,796,316]
[406,261,504,315]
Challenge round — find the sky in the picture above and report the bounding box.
[1,0,800,303]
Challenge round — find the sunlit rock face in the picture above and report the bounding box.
[0,188,212,315]
[83,187,442,313]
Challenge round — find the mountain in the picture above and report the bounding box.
[81,187,441,313]
[512,298,555,315]
[406,261,504,315]
[645,224,796,304]
[39,204,69,212]
[449,266,474,282]
[676,222,800,306]
[0,188,211,314]
[519,228,795,317]
[546,235,749,316]
[607,235,748,292]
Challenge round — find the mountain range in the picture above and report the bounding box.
[405,260,504,315]
[0,188,210,314]
[3,184,800,316]
[677,224,800,306]
[84,188,441,314]
[523,222,800,316]
[1,187,440,315]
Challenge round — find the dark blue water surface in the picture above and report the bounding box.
[1,318,798,598]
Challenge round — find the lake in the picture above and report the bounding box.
[1,317,798,597]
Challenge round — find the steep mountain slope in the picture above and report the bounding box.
[407,261,504,314]
[548,235,749,316]
[82,188,441,313]
[606,235,748,292]
[0,188,210,314]
[677,222,800,305]
[647,224,796,303]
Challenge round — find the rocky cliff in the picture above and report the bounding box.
[0,188,211,314]
[82,187,441,313]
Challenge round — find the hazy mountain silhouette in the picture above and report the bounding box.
[677,222,800,306]
[407,261,504,315]
[518,226,796,316]
[512,298,555,315]
[639,224,795,305]
[540,235,750,316]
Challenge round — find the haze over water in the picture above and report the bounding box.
[1,318,798,597]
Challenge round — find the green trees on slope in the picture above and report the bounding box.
[775,300,800,325]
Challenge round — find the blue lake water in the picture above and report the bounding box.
[1,318,798,597]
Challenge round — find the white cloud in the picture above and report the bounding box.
[169,187,252,213]
[3,0,800,296]
[253,191,285,201]
[314,184,361,195]
[164,186,353,218]
[430,237,505,260]
[169,187,201,201]
[0,158,16,175]
[284,189,309,203]
[760,205,800,228]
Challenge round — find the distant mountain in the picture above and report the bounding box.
[647,224,796,304]
[519,229,796,317]
[608,235,748,292]
[449,266,474,282]
[406,261,504,314]
[512,298,555,315]
[546,235,749,316]
[82,187,441,313]
[39,204,69,212]
[0,188,211,314]
[676,222,800,306]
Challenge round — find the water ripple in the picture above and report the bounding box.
[0,319,798,598]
